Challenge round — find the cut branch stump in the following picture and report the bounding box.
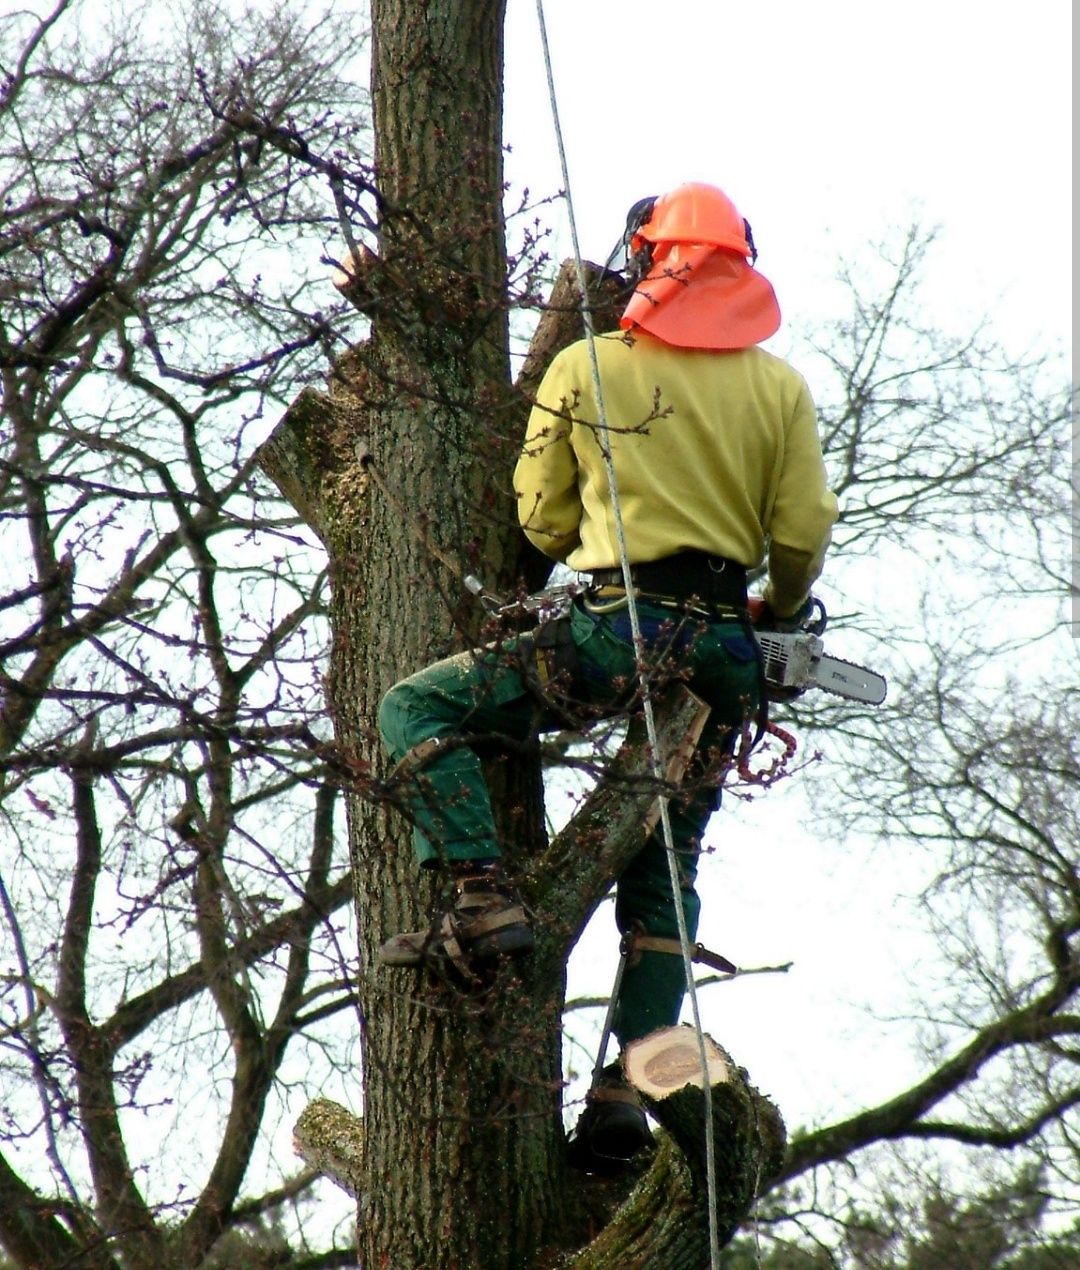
[292,1098,364,1199]
[627,1028,787,1252]
[570,1028,786,1269]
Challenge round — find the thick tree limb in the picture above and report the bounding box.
[900,1083,1080,1148]
[292,1099,365,1198]
[534,685,713,953]
[515,261,624,402]
[55,770,165,1270]
[256,389,368,544]
[778,976,1080,1183]
[569,1028,786,1269]
[0,1148,116,1270]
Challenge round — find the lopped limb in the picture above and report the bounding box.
[255,389,369,545]
[626,1027,733,1101]
[292,1099,365,1199]
[515,260,624,400]
[568,1028,786,1269]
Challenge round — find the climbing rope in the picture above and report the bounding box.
[534,6,723,1265]
[353,442,466,580]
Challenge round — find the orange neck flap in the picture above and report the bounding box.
[620,243,781,350]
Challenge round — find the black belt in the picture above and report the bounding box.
[588,551,748,611]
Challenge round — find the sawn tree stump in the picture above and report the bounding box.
[569,1027,786,1269]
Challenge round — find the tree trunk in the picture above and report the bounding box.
[332,4,564,1265]
[261,253,623,1263]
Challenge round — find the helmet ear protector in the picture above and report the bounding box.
[742,218,758,265]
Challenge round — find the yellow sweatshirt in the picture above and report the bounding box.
[514,331,838,616]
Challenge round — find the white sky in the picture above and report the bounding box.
[504,0,1072,359]
[501,0,1074,1135]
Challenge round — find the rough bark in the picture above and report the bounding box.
[275,5,557,1265]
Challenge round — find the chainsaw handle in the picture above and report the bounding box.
[804,595,828,636]
[748,593,827,635]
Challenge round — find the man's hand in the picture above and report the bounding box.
[748,594,825,634]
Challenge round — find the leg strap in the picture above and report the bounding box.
[626,928,738,976]
[388,736,449,783]
[438,898,531,981]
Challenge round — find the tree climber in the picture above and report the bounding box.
[376,181,838,1165]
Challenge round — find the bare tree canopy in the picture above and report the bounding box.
[1,0,366,1263]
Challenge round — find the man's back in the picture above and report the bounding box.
[515,331,837,611]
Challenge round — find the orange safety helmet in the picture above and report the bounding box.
[618,182,780,351]
[632,182,756,261]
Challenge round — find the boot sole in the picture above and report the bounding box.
[589,1107,651,1161]
[571,1100,652,1167]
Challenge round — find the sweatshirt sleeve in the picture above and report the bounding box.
[513,353,584,561]
[762,377,838,616]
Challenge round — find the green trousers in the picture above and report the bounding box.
[377,598,760,1046]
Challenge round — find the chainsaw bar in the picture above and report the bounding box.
[755,631,887,705]
[811,653,887,704]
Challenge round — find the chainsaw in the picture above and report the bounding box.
[748,596,887,705]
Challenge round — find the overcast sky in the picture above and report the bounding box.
[499,0,1073,1129]
[503,0,1072,361]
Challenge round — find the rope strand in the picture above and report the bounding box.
[534,6,722,1264]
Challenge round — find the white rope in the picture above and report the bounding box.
[534,6,722,1265]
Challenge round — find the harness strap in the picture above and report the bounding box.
[589,551,748,610]
[529,615,578,688]
[627,930,738,976]
[588,586,744,621]
[438,901,529,982]
[388,736,448,783]
[521,615,585,728]
[437,914,478,983]
[464,904,530,936]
